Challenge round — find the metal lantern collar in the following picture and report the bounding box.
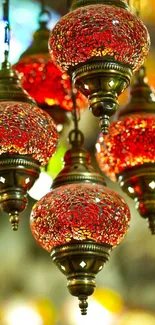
[30,98,130,315]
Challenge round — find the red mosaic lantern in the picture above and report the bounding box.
[14,55,87,113]
[30,129,130,315]
[49,0,150,133]
[96,66,155,234]
[14,17,87,130]
[0,63,58,231]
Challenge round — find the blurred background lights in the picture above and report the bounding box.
[118,310,155,325]
[61,287,123,325]
[4,303,43,325]
[0,0,60,64]
[28,142,67,200]
[28,172,53,201]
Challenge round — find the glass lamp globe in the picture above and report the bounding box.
[30,182,130,251]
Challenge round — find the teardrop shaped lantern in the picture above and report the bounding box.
[30,98,130,315]
[0,1,58,230]
[14,6,87,131]
[49,0,150,133]
[96,66,155,234]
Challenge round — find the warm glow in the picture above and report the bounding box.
[28,172,53,200]
[4,304,43,325]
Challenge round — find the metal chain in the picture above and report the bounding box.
[38,0,51,27]
[3,0,10,65]
[69,84,84,146]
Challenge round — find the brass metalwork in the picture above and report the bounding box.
[0,62,34,104]
[0,155,40,230]
[71,0,129,10]
[51,240,111,315]
[119,66,155,117]
[117,164,155,234]
[53,129,106,188]
[117,66,155,234]
[72,59,132,134]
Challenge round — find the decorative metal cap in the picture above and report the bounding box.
[71,0,130,10]
[20,27,50,58]
[0,62,34,104]
[52,129,106,188]
[119,66,155,117]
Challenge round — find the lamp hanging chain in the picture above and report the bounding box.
[39,0,51,28]
[2,0,10,66]
[69,85,84,147]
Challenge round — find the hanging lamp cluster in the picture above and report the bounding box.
[0,0,153,317]
[49,0,150,133]
[30,91,130,315]
[0,0,58,230]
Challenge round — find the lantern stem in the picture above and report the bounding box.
[68,87,85,148]
[38,0,51,29]
[2,0,10,68]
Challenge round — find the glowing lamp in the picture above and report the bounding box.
[14,16,87,130]
[0,63,58,230]
[30,128,130,315]
[96,66,155,233]
[49,0,150,133]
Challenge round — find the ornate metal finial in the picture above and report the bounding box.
[9,212,20,231]
[79,297,88,315]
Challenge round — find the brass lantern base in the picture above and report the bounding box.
[117,163,155,234]
[51,240,111,315]
[0,154,40,230]
[72,58,132,134]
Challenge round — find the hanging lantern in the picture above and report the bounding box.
[0,61,58,230]
[13,8,87,131]
[30,126,130,315]
[96,66,155,234]
[49,0,150,133]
